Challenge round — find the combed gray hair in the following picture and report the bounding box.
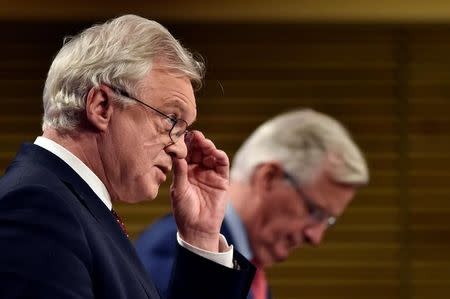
[42,14,205,131]
[230,109,369,186]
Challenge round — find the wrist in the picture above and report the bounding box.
[179,230,220,252]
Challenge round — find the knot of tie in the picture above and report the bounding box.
[111,209,129,239]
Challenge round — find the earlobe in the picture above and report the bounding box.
[85,86,114,132]
[326,151,342,165]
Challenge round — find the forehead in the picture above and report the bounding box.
[308,170,357,216]
[138,64,197,120]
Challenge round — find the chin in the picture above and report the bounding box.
[130,175,161,202]
[137,188,159,202]
[118,186,159,203]
[272,255,287,264]
[273,248,290,263]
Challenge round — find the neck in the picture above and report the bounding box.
[42,128,113,198]
[230,179,269,268]
[229,180,258,232]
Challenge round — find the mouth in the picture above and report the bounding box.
[156,165,171,176]
[285,235,303,250]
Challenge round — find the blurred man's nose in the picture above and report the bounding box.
[303,223,327,246]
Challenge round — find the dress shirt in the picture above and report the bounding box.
[34,136,233,268]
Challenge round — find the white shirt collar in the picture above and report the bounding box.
[34,136,112,210]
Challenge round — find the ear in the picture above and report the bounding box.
[85,85,114,132]
[326,151,342,167]
[250,162,285,193]
[324,151,343,180]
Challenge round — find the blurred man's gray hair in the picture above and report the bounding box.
[230,109,369,186]
[42,14,204,132]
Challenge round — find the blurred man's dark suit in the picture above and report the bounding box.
[136,213,271,299]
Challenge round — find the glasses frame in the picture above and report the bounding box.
[283,172,337,228]
[107,85,188,143]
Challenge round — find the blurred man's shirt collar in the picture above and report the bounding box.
[224,201,253,260]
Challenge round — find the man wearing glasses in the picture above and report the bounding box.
[135,109,369,299]
[0,15,254,299]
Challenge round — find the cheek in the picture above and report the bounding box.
[131,140,166,169]
[261,216,298,240]
[142,136,169,161]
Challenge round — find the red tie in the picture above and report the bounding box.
[251,262,268,299]
[111,209,129,238]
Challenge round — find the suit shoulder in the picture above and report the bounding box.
[0,184,87,241]
[0,161,67,196]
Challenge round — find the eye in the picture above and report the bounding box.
[166,112,179,120]
[165,116,177,124]
[307,203,326,221]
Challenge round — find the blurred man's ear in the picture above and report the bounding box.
[85,86,115,132]
[326,151,342,168]
[250,162,285,192]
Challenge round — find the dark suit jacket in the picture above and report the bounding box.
[136,214,271,299]
[0,143,255,299]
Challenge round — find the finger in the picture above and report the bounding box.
[171,157,189,193]
[189,148,203,164]
[194,138,217,158]
[202,155,216,169]
[186,131,228,177]
[211,149,229,179]
[185,130,203,163]
[200,150,229,179]
[184,130,194,164]
[187,132,218,164]
[184,130,194,149]
[191,141,215,165]
[198,138,217,157]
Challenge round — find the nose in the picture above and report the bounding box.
[164,136,188,159]
[303,223,327,246]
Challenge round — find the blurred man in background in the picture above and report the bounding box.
[135,109,369,299]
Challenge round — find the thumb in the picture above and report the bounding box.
[171,158,189,198]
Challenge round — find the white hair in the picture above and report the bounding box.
[230,109,369,186]
[42,14,205,131]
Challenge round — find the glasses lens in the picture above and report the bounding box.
[170,120,188,142]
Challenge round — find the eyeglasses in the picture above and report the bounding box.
[283,172,337,228]
[108,85,188,143]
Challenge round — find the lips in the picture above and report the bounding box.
[156,165,171,175]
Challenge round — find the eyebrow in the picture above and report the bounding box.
[159,98,184,110]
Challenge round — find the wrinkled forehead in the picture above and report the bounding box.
[139,66,198,123]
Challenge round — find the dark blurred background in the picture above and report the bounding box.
[1,1,450,299]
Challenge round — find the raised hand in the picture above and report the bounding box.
[170,130,229,252]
